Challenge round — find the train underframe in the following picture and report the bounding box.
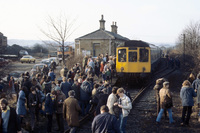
[115,72,151,87]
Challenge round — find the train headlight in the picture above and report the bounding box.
[142,67,146,72]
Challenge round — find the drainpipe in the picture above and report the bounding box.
[109,39,111,55]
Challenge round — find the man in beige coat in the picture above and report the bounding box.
[107,87,118,115]
[63,90,81,133]
[156,81,174,124]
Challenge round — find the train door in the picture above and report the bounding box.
[128,49,138,73]
[116,48,128,73]
[138,48,151,73]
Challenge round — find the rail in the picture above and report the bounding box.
[132,67,176,105]
[64,59,176,133]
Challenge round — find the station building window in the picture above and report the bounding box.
[118,49,126,62]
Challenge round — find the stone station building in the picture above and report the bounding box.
[75,15,129,57]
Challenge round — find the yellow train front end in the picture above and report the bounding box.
[116,47,151,74]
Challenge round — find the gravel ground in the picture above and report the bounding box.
[126,69,200,133]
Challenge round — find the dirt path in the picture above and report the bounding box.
[126,69,200,133]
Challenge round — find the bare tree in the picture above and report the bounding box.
[40,14,77,65]
[176,21,200,57]
[175,21,200,71]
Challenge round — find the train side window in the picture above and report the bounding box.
[139,49,149,62]
[129,52,137,62]
[118,49,126,62]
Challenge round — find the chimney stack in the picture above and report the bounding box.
[99,15,105,30]
[111,21,118,34]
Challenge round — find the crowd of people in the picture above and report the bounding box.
[154,72,200,127]
[0,53,133,133]
[1,52,198,133]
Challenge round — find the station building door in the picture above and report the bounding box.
[93,43,101,57]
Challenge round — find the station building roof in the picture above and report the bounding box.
[76,29,129,41]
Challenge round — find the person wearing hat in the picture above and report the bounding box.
[156,81,174,124]
[153,78,165,116]
[55,86,66,132]
[63,90,81,133]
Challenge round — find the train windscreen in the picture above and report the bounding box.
[118,49,126,62]
[129,52,137,62]
[139,49,149,62]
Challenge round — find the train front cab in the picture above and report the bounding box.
[116,47,151,76]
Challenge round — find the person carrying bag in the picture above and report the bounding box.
[156,81,174,124]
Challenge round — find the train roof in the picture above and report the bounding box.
[123,40,150,47]
[115,40,150,47]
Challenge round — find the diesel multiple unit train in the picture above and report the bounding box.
[116,40,162,81]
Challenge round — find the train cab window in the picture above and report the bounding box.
[139,49,149,62]
[118,49,126,62]
[129,52,137,62]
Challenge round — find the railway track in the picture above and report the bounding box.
[65,60,176,133]
[131,66,176,106]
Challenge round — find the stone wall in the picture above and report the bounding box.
[75,39,110,56]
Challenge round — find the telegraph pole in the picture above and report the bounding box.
[183,34,185,67]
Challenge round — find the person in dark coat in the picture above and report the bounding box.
[42,65,49,76]
[48,69,56,81]
[28,87,39,131]
[35,85,45,116]
[104,83,112,95]
[63,90,81,133]
[188,73,195,84]
[80,78,92,116]
[42,76,52,95]
[16,86,27,127]
[22,76,32,108]
[50,61,56,71]
[45,90,56,133]
[95,58,100,78]
[92,105,120,133]
[71,79,81,101]
[0,98,21,133]
[64,67,68,77]
[22,76,32,95]
[95,89,109,116]
[55,86,66,132]
[60,77,72,98]
[180,80,197,126]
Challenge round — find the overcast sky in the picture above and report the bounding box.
[0,0,199,45]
